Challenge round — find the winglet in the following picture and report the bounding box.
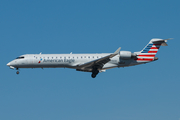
[114,47,121,54]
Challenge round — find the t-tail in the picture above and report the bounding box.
[134,38,172,62]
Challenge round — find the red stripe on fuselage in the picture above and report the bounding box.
[135,58,154,61]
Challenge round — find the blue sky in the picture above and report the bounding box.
[0,0,180,120]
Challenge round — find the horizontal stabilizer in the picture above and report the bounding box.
[150,38,173,46]
[161,42,168,46]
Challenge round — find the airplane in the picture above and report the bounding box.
[7,38,171,78]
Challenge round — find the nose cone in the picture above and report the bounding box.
[7,62,11,66]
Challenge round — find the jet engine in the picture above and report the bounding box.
[120,51,137,59]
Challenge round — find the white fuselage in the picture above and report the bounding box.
[6,38,170,78]
[7,53,141,72]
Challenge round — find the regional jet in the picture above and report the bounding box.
[7,38,171,78]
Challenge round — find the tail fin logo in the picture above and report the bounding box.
[141,43,161,53]
[136,41,162,62]
[136,43,161,62]
[135,38,171,62]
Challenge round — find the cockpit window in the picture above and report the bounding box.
[16,56,25,59]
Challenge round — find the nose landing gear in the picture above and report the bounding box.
[16,68,19,74]
[16,71,19,74]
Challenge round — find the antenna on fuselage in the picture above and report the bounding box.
[70,52,72,54]
[39,52,42,54]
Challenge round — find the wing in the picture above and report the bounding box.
[76,47,121,72]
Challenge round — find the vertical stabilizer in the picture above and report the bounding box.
[135,38,172,62]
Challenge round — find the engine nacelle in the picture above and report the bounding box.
[120,51,137,59]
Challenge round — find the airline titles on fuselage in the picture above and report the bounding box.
[42,58,75,63]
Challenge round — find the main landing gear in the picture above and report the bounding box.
[91,68,99,78]
[16,68,19,74]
